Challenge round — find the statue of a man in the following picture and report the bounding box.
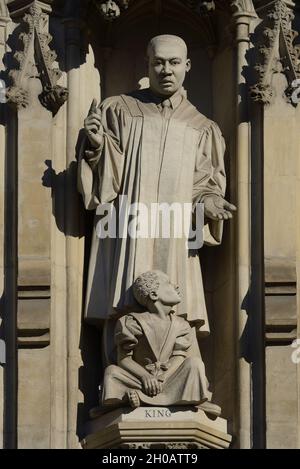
[78,35,236,362]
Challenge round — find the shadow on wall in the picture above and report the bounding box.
[41,129,88,238]
[50,0,91,74]
[42,154,104,439]
[77,324,103,440]
[240,25,265,366]
[42,128,104,438]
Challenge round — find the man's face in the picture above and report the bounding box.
[148,40,191,97]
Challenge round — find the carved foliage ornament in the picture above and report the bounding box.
[251,0,300,105]
[7,3,68,114]
[94,0,216,21]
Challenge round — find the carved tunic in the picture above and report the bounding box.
[102,312,210,406]
[78,88,226,335]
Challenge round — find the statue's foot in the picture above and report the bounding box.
[198,401,221,417]
[127,390,141,409]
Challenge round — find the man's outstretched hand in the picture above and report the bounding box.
[204,195,237,221]
[84,98,104,149]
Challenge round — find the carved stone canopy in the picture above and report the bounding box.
[6,0,54,17]
[6,2,68,113]
[251,0,300,105]
[5,0,299,107]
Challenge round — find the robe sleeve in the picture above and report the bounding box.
[77,97,126,210]
[171,318,192,358]
[115,315,143,358]
[193,121,226,246]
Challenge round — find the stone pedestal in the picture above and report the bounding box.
[81,407,232,449]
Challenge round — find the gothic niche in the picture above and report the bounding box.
[6,4,68,115]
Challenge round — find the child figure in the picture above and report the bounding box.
[101,270,213,409]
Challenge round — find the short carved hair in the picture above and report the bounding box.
[147,34,188,58]
[133,271,161,307]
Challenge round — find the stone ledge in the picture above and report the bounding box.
[82,407,232,450]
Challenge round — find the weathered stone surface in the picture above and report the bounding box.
[0,0,299,450]
[18,347,50,449]
[266,346,299,449]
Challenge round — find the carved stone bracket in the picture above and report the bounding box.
[250,0,300,105]
[6,2,68,114]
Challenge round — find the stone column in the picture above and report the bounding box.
[231,0,258,449]
[250,0,300,449]
[0,3,19,449]
[0,2,12,449]
[65,11,84,450]
[50,0,101,448]
[50,2,83,448]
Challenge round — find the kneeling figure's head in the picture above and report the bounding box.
[133,270,181,311]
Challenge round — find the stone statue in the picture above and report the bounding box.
[78,35,236,408]
[101,270,211,410]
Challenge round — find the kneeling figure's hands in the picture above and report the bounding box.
[141,375,163,397]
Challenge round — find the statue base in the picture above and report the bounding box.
[81,407,232,449]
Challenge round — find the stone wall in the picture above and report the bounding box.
[0,0,299,449]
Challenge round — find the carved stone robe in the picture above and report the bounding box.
[102,312,210,407]
[78,88,226,336]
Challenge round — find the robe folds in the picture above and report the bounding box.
[102,312,210,407]
[78,89,226,336]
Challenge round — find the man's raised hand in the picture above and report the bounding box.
[84,98,103,149]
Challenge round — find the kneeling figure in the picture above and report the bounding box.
[101,270,211,409]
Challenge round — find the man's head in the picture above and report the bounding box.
[133,270,181,310]
[147,35,191,97]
